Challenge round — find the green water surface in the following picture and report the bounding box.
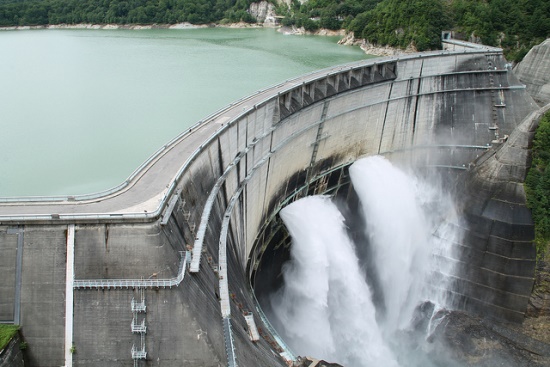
[0,28,370,196]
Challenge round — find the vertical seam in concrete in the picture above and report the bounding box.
[378,82,394,154]
[262,128,274,215]
[310,101,330,166]
[13,227,23,325]
[218,137,230,206]
[412,60,425,143]
[65,224,75,367]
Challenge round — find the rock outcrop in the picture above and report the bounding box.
[249,1,277,27]
[275,0,307,7]
[429,310,550,367]
[514,39,550,106]
[529,258,550,317]
[338,31,417,56]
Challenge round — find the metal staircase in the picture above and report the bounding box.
[131,289,147,366]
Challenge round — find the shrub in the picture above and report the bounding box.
[0,325,19,350]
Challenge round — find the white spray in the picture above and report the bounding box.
[270,156,460,367]
[349,155,460,333]
[271,195,399,367]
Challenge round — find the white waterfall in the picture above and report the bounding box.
[269,156,461,367]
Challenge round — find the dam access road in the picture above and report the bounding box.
[0,38,544,367]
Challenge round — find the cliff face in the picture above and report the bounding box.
[274,0,306,7]
[248,1,277,26]
[514,39,550,106]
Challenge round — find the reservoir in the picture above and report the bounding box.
[0,27,369,197]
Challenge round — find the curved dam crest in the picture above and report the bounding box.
[0,40,542,366]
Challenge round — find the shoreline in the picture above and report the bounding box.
[0,22,221,31]
[337,31,418,57]
[0,22,409,57]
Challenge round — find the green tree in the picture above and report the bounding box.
[355,0,449,51]
[526,112,550,260]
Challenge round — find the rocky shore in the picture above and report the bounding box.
[0,22,407,57]
[277,27,411,56]
[0,22,251,31]
[337,31,418,56]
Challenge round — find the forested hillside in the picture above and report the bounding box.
[0,0,258,25]
[281,0,549,58]
[0,0,549,60]
[449,0,549,60]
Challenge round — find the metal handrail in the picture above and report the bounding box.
[216,154,297,361]
[131,298,146,312]
[222,317,237,367]
[73,251,189,289]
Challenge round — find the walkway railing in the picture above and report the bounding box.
[73,251,189,289]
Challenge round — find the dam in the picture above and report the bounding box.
[0,39,543,366]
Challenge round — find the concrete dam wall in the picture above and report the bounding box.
[0,45,540,366]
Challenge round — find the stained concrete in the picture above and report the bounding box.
[18,225,66,366]
[0,44,544,366]
[0,228,18,321]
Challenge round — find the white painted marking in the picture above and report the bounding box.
[64,224,75,367]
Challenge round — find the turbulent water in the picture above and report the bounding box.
[269,156,461,367]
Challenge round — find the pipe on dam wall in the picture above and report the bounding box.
[0,47,542,366]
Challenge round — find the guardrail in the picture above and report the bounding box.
[215,150,296,363]
[222,317,237,367]
[73,251,189,289]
